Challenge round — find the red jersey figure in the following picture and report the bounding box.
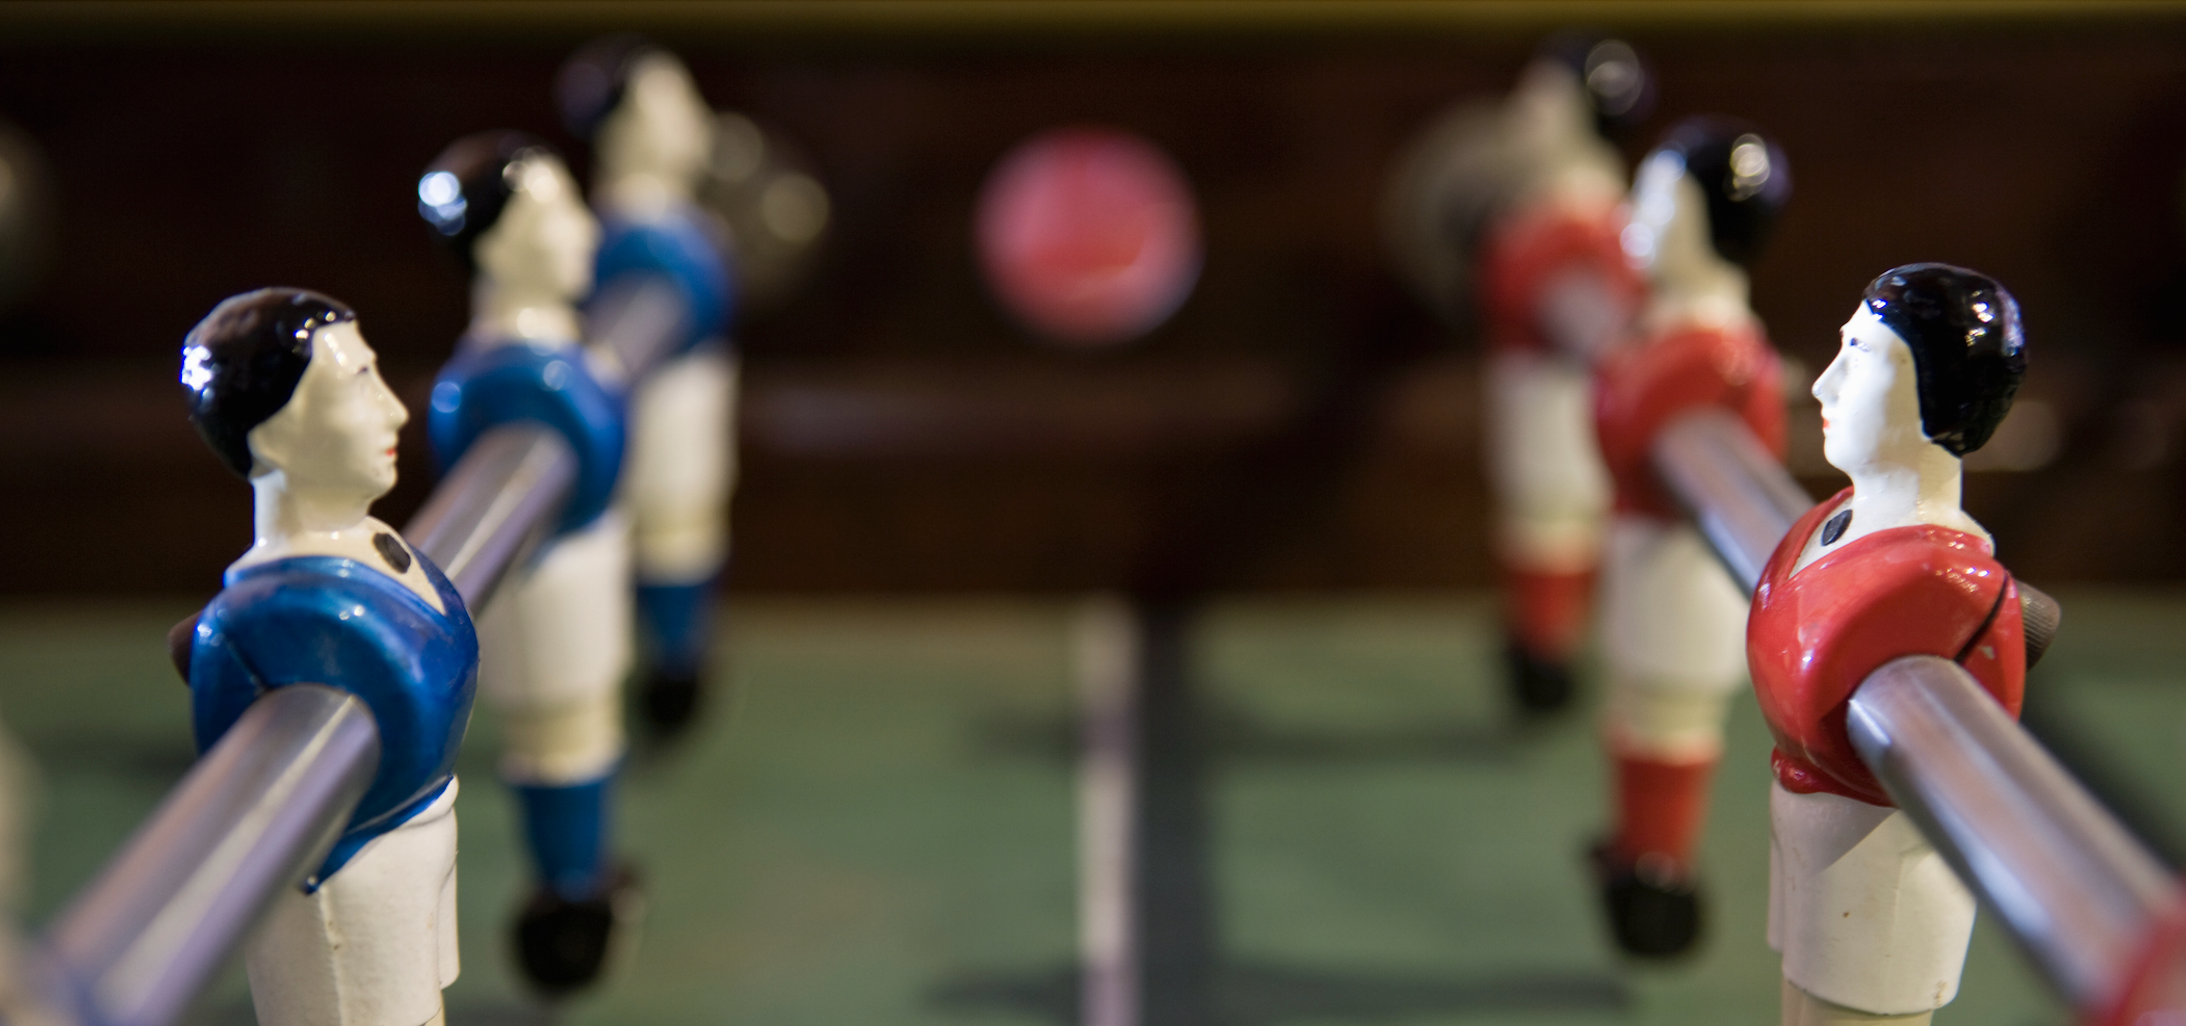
[1469,39,1652,711]
[1588,119,1792,958]
[1750,265,2027,1025]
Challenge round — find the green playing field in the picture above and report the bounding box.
[5,591,2163,1025]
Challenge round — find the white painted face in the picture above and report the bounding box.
[475,155,599,301]
[246,321,408,502]
[1619,149,1709,283]
[1813,302,1930,474]
[596,54,713,195]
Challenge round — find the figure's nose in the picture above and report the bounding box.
[376,376,409,428]
[1813,350,1845,404]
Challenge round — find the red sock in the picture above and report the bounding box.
[1610,751,1717,871]
[1503,564,1596,662]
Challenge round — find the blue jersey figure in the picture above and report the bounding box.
[420,131,638,996]
[560,36,739,737]
[177,288,475,1026]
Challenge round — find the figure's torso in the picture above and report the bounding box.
[1477,189,1643,356]
[1748,487,2024,805]
[190,551,478,876]
[1593,317,1785,519]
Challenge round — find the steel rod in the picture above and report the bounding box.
[1848,655,2182,1013]
[404,422,577,613]
[1650,407,1812,594]
[40,685,380,1026]
[589,275,690,388]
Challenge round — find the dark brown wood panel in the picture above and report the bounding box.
[0,12,2182,594]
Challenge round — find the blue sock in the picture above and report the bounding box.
[636,577,718,677]
[512,775,613,900]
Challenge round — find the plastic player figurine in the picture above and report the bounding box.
[1750,264,2027,1024]
[1471,37,1653,711]
[557,36,737,736]
[418,132,638,994]
[1588,118,1791,957]
[175,289,476,1026]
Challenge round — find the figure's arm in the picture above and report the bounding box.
[166,610,202,682]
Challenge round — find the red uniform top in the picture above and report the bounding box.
[1476,198,1644,354]
[1747,488,2026,806]
[1593,319,1786,519]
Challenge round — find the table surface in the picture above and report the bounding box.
[5,591,2168,1026]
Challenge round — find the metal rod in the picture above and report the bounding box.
[39,685,380,1026]
[404,422,577,613]
[1848,655,2182,1013]
[1650,407,1813,594]
[589,275,690,388]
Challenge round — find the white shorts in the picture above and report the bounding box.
[1599,515,1750,757]
[626,345,736,583]
[475,509,633,713]
[245,779,460,1026]
[475,511,631,784]
[1484,348,1610,572]
[1768,781,1976,1014]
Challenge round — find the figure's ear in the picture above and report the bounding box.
[594,96,644,171]
[243,407,297,480]
[471,208,522,285]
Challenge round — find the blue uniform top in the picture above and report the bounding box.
[594,204,737,356]
[189,551,477,884]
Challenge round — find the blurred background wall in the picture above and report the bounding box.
[0,2,2181,595]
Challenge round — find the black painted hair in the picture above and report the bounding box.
[418,130,561,269]
[1656,116,1792,268]
[1863,264,2026,455]
[557,33,663,141]
[180,288,356,477]
[1541,34,1655,141]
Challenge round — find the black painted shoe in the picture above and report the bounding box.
[639,666,703,736]
[514,866,644,997]
[1591,844,1702,958]
[1504,641,1576,714]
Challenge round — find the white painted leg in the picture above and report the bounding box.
[1782,977,1933,1026]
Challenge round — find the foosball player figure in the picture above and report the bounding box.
[557,36,738,737]
[173,289,477,1026]
[1474,37,1653,712]
[1587,118,1792,957]
[419,132,640,994]
[1750,264,2028,1024]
